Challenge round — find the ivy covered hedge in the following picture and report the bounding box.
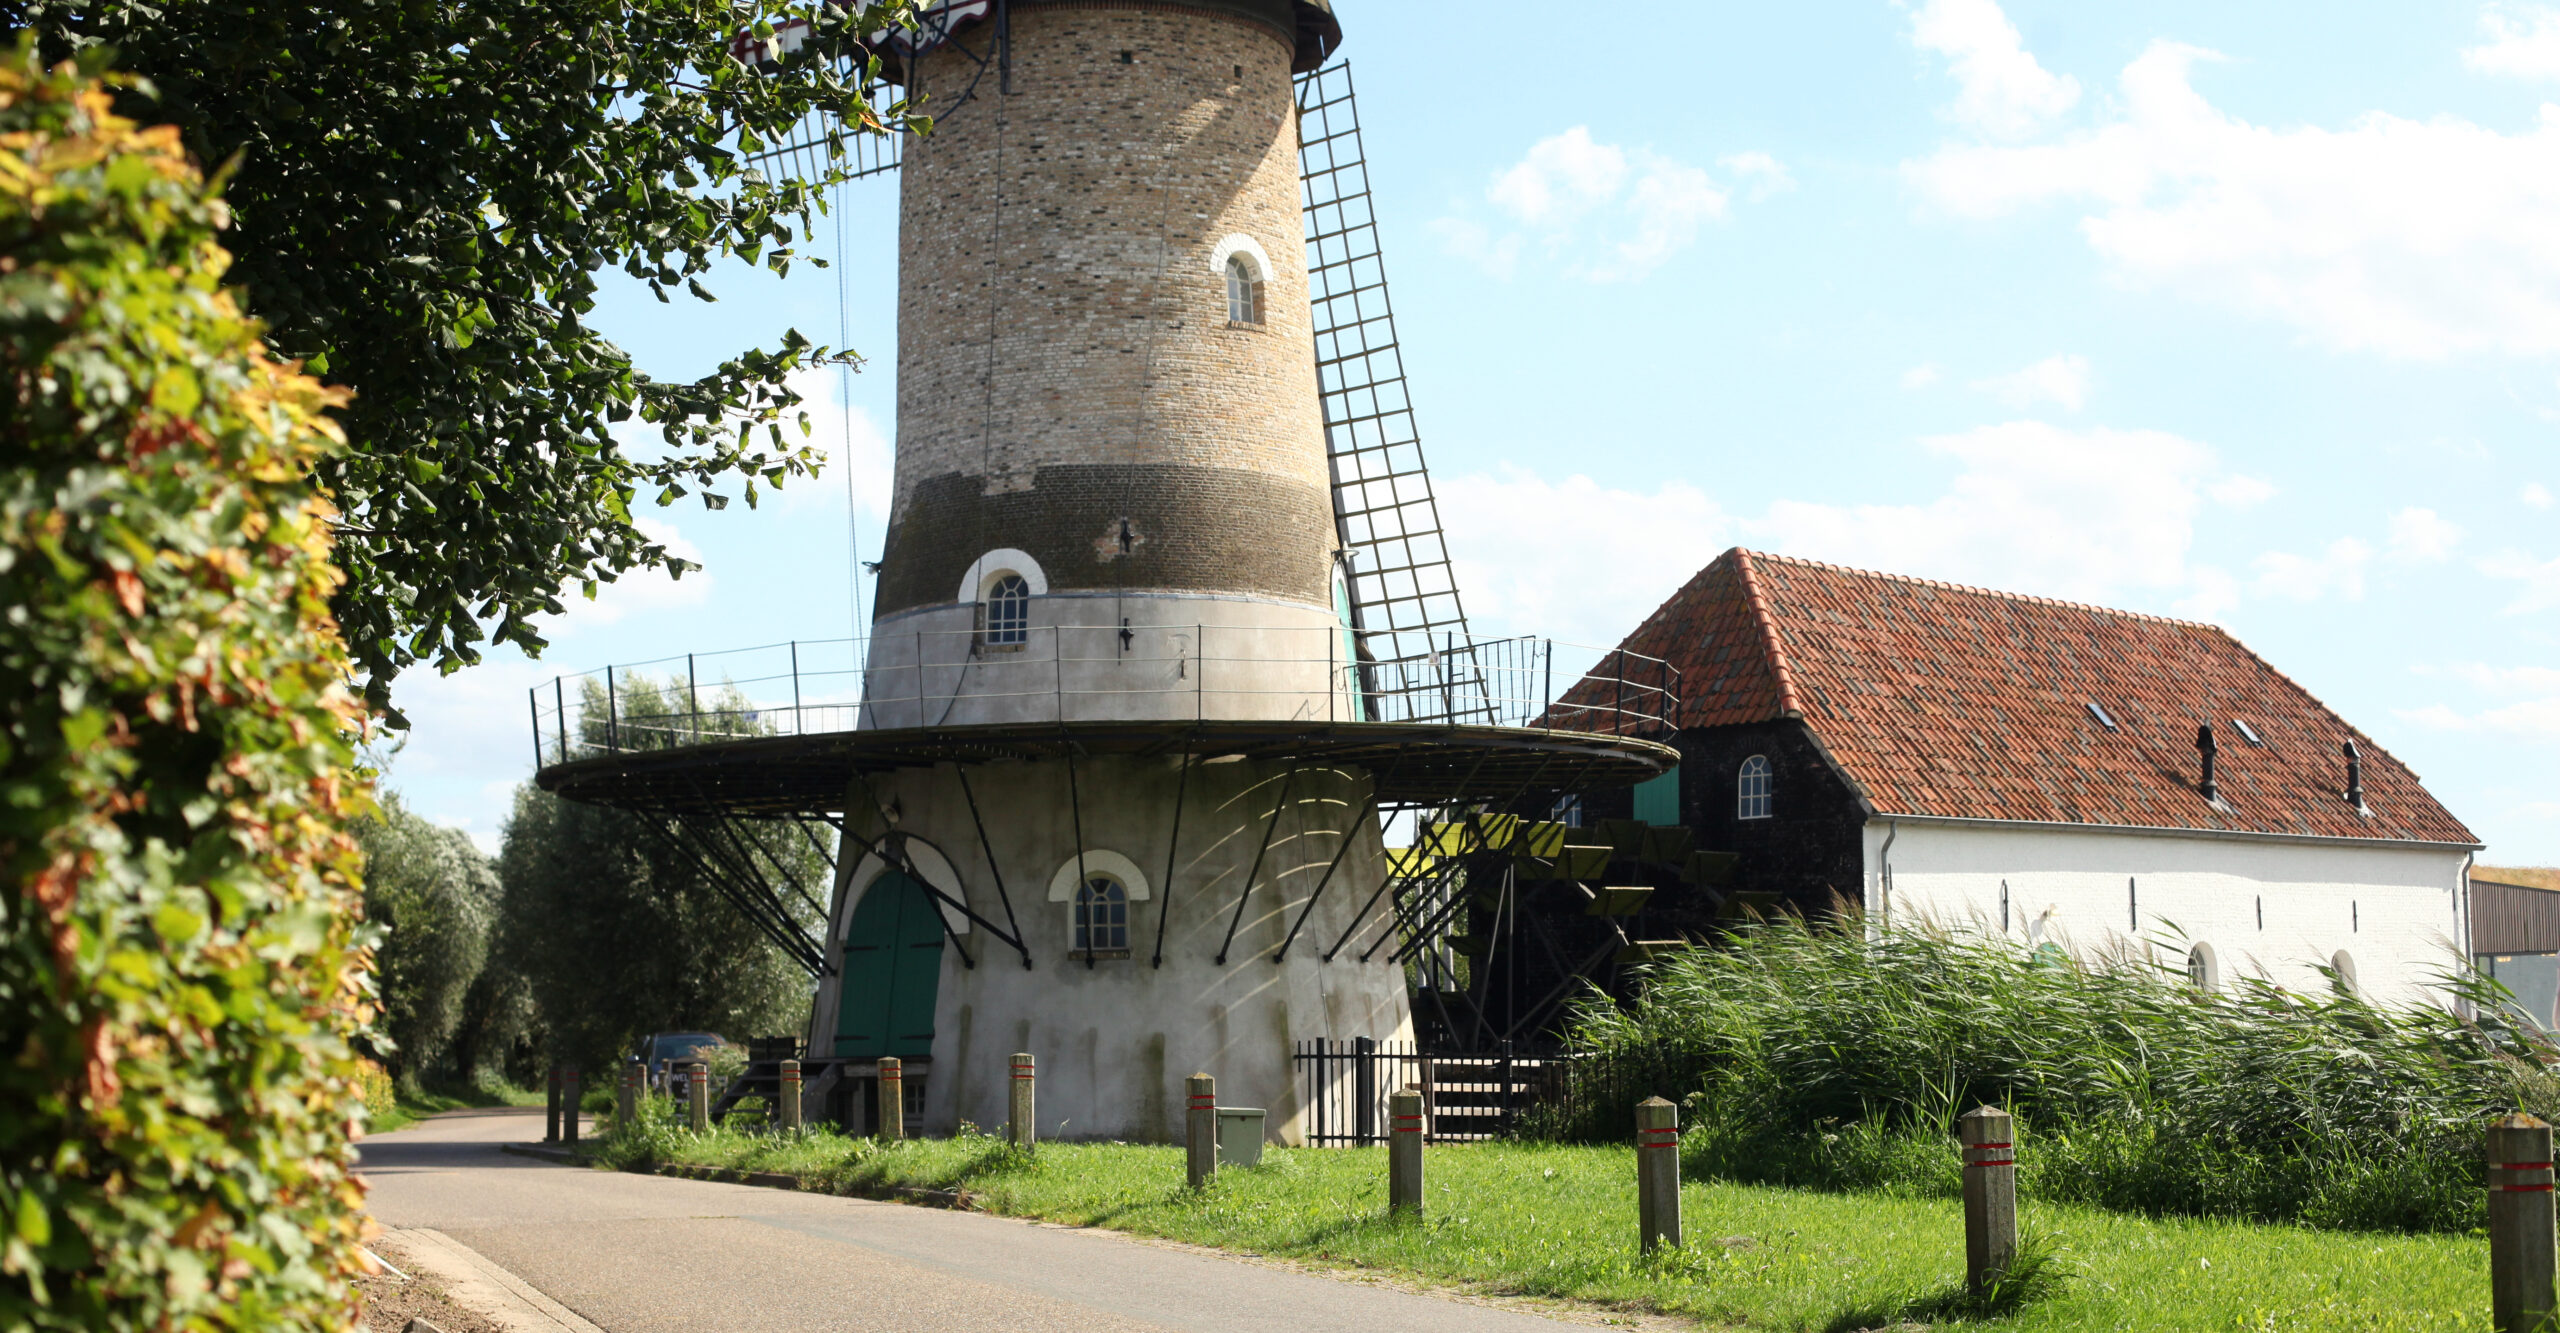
[0,45,371,1330]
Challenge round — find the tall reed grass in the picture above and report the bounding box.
[1524,914,2557,1233]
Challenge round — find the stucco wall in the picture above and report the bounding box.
[1864,818,2470,1006]
[813,754,1413,1143]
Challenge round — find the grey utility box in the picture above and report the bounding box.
[1216,1107,1266,1167]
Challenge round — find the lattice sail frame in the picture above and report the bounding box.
[1294,63,1483,709]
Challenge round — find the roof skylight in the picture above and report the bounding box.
[2231,718,2264,747]
[2086,701,2118,732]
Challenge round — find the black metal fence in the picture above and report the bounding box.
[1293,1038,1570,1145]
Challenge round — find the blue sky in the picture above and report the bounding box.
[384,0,2559,865]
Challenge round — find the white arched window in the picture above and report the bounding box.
[1073,876,1129,953]
[1736,755,1773,820]
[977,573,1029,648]
[2186,942,2219,993]
[1225,254,1264,325]
[2331,949,2361,996]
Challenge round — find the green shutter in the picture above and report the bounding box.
[1631,766,1680,826]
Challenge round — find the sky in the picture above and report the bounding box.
[383,0,2559,865]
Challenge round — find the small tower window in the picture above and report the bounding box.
[1225,254,1264,325]
[978,573,1030,647]
[1736,755,1772,820]
[1073,876,1129,954]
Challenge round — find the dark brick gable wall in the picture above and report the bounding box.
[1671,719,1871,920]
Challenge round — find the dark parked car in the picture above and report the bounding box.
[635,1031,728,1095]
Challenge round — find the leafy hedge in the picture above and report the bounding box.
[0,45,370,1329]
[1528,915,2553,1233]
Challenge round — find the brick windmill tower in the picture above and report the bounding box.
[533,0,1675,1145]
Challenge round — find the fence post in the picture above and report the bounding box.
[688,1061,710,1133]
[878,1057,905,1141]
[2491,1112,2557,1333]
[561,1067,581,1146]
[1186,1073,1217,1188]
[616,1064,637,1129]
[1636,1097,1681,1252]
[1389,1086,1424,1215]
[544,1065,561,1143]
[1009,1053,1037,1151]
[1354,1036,1378,1147]
[779,1059,804,1134]
[1959,1106,2019,1294]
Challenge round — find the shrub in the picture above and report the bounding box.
[1528,914,2551,1232]
[0,45,370,1329]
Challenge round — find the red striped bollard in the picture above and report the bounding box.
[1636,1097,1681,1251]
[779,1058,803,1133]
[877,1056,904,1140]
[1959,1106,2018,1293]
[1388,1086,1424,1214]
[2491,1112,2557,1333]
[687,1061,710,1132]
[1008,1053,1036,1151]
[1186,1073,1217,1188]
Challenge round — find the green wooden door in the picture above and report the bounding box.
[834,872,945,1059]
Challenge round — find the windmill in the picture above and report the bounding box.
[529,0,1677,1141]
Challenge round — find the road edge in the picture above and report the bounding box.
[380,1227,609,1333]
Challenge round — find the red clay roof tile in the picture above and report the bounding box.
[1565,548,2477,846]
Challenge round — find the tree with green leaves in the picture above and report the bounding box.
[8,0,918,716]
[498,675,826,1076]
[354,792,499,1088]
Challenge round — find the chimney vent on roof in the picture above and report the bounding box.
[2196,723,2218,803]
[2342,739,2366,813]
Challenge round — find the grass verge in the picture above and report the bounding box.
[599,1122,2487,1330]
[367,1076,546,1135]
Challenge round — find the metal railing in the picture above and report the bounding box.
[527,625,1675,769]
[1294,1038,1569,1145]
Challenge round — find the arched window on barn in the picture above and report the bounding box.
[1736,755,1773,820]
[2186,942,2220,993]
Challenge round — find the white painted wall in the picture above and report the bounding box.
[1861,818,2471,1006]
[809,754,1413,1144]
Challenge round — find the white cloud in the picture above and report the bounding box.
[1439,127,1758,281]
[1905,40,2560,359]
[1719,150,1797,201]
[1441,467,1730,646]
[2526,481,2555,508]
[2252,538,2372,602]
[2206,474,2277,508]
[1909,0,2082,139]
[540,516,713,636]
[1900,363,1942,389]
[2387,506,2465,562]
[1747,420,2228,605]
[1972,353,2091,411]
[2484,548,2560,613]
[779,366,893,519]
[2466,4,2560,79]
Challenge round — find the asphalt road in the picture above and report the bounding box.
[359,1108,1585,1332]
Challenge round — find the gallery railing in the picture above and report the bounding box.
[526,625,1676,768]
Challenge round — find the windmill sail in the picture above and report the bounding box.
[1295,61,1488,723]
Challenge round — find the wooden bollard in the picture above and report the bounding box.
[544,1065,561,1143]
[1959,1106,2020,1293]
[1636,1097,1681,1252]
[687,1061,710,1133]
[1008,1053,1036,1151]
[2490,1113,2557,1332]
[561,1066,581,1145]
[1388,1086,1425,1215]
[877,1057,904,1140]
[779,1058,803,1133]
[615,1065,637,1129]
[1186,1073,1217,1188]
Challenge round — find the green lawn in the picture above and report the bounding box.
[368,1078,547,1135]
[608,1127,2488,1330]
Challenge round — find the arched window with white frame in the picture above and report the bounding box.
[2186,942,2220,993]
[1073,875,1129,954]
[1736,754,1773,820]
[977,572,1030,647]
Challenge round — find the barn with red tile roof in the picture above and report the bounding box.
[1563,548,2482,1004]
